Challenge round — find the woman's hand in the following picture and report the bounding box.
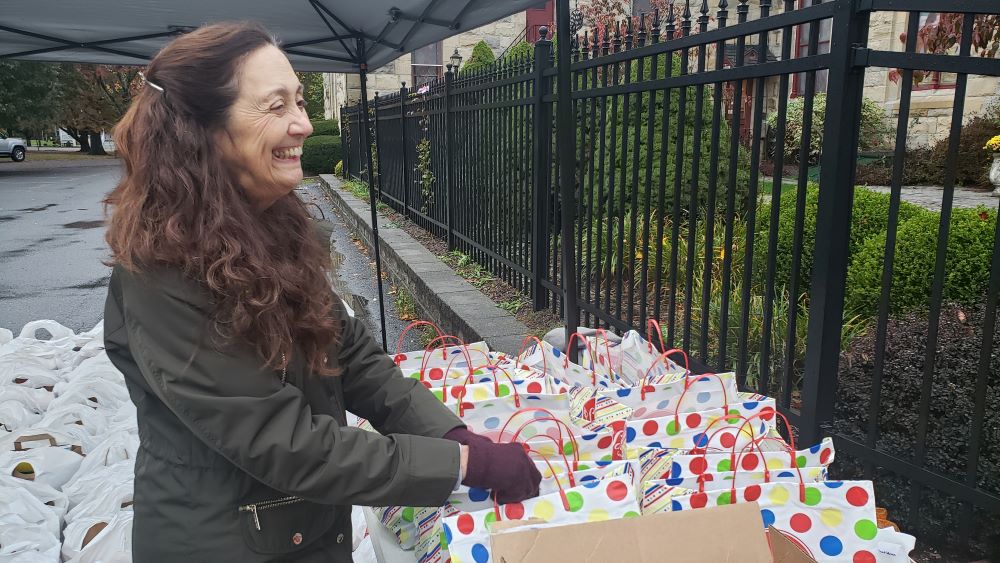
[444,426,542,504]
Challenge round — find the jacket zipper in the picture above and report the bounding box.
[238,496,305,531]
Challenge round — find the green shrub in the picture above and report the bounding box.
[461,41,496,75]
[767,95,890,163]
[591,53,751,219]
[334,160,343,176]
[753,185,928,294]
[928,116,1000,188]
[301,135,341,176]
[503,40,534,63]
[310,119,340,136]
[846,207,997,315]
[854,146,943,187]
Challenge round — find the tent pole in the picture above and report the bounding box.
[358,63,389,351]
[555,0,580,362]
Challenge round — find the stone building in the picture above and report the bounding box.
[322,13,528,118]
[863,11,1000,148]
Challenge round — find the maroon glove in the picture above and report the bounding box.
[462,439,542,505]
[443,426,493,446]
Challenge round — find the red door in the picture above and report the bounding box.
[525,1,554,43]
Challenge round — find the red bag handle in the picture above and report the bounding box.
[520,434,578,486]
[640,349,690,388]
[449,364,523,417]
[491,448,570,519]
[564,332,602,386]
[498,407,567,442]
[509,417,581,470]
[515,335,548,376]
[670,373,729,426]
[395,321,444,356]
[646,319,667,353]
[590,328,620,379]
[418,336,474,379]
[730,436,805,503]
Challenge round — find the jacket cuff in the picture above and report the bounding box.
[398,434,462,507]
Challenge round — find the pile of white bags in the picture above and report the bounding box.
[1,320,375,562]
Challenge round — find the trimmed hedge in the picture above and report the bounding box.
[310,119,340,137]
[503,40,533,62]
[753,185,929,294]
[301,135,341,176]
[461,41,496,75]
[846,206,996,315]
[835,299,1000,560]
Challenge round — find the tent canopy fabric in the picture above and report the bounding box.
[0,0,545,72]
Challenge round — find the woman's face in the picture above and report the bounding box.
[219,45,313,209]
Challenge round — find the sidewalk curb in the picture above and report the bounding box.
[318,175,529,355]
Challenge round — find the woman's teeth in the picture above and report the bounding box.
[273,146,302,159]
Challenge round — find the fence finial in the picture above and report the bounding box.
[737,0,750,23]
[718,0,729,24]
[651,9,662,43]
[666,3,676,40]
[682,0,693,36]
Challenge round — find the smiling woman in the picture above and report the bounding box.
[99,21,539,563]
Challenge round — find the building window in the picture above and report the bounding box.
[792,0,831,97]
[912,12,958,91]
[411,42,443,89]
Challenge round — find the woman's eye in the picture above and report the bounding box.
[271,103,285,112]
[296,99,307,109]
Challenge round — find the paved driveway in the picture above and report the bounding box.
[0,159,119,335]
[0,160,417,352]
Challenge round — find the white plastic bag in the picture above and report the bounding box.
[65,510,133,563]
[0,446,84,490]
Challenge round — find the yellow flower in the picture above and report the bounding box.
[985,135,1000,152]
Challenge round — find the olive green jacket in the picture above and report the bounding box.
[103,265,462,562]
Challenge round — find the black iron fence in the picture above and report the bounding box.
[342,0,1000,556]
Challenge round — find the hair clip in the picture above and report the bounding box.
[139,71,165,94]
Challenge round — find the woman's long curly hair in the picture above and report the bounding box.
[105,22,339,376]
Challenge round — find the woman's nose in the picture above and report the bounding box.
[289,108,313,137]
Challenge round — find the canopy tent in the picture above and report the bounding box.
[0,0,545,72]
[1,0,579,356]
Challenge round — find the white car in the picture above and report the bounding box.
[0,135,26,162]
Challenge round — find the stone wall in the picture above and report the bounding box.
[324,12,526,117]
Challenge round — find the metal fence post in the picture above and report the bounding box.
[340,105,348,179]
[531,28,553,311]
[799,0,870,445]
[372,92,382,201]
[444,68,456,250]
[400,84,410,219]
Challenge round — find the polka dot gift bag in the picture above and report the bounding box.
[635,436,836,485]
[669,479,907,561]
[623,394,778,456]
[515,336,618,390]
[595,371,739,422]
[440,470,641,563]
[430,365,548,406]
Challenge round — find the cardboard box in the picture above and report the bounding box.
[490,502,774,562]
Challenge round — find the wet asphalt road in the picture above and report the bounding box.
[0,160,118,335]
[0,159,419,351]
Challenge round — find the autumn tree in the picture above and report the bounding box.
[58,64,142,154]
[891,13,1000,85]
[0,60,62,143]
